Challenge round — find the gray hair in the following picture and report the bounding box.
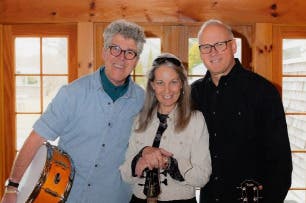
[197,19,234,40]
[103,19,146,55]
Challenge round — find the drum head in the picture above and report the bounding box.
[17,144,48,203]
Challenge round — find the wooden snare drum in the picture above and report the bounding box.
[17,142,75,203]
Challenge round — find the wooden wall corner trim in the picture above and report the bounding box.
[253,23,273,81]
[0,24,5,198]
[77,22,94,77]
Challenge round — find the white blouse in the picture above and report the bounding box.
[120,109,211,201]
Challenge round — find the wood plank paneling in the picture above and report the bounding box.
[2,25,16,198]
[0,24,5,197]
[78,22,94,77]
[253,23,273,81]
[162,25,188,66]
[1,0,306,24]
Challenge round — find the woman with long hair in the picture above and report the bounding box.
[120,53,211,203]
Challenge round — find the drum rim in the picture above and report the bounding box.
[27,142,52,202]
[26,142,75,202]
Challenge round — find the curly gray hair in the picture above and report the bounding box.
[103,19,146,56]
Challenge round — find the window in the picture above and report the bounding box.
[273,25,306,202]
[15,37,69,149]
[1,24,77,191]
[282,39,306,203]
[133,38,161,88]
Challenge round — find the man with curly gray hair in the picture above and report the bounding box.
[1,19,146,203]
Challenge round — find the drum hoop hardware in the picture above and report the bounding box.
[21,142,75,203]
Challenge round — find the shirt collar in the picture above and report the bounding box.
[204,58,243,85]
[94,66,136,99]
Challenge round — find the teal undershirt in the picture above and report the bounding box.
[100,68,129,102]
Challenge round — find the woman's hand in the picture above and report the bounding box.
[135,147,172,177]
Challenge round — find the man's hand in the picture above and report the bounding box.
[1,189,18,203]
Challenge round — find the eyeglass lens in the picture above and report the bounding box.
[199,40,232,54]
[109,45,137,60]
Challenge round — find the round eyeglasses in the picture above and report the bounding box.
[108,45,138,60]
[199,39,232,54]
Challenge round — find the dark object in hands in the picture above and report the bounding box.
[143,168,160,202]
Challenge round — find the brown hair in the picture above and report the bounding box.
[135,53,194,132]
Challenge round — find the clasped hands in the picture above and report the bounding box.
[135,146,172,177]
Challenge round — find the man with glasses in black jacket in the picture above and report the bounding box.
[191,19,292,203]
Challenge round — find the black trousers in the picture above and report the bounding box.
[130,194,197,203]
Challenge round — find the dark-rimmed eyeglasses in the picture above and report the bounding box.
[199,39,232,54]
[108,45,138,60]
[153,57,182,67]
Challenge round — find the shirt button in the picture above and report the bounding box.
[102,144,105,147]
[214,133,217,137]
[214,155,218,159]
[88,184,91,187]
[216,90,219,94]
[94,164,98,167]
[212,111,216,115]
[215,198,219,202]
[108,122,111,126]
[214,176,219,181]
[108,102,111,105]
[238,111,241,116]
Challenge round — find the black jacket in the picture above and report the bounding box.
[191,59,292,203]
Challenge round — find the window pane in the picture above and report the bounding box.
[42,37,68,74]
[135,38,161,75]
[16,76,40,112]
[15,37,40,74]
[134,76,147,89]
[286,115,306,150]
[43,76,67,110]
[188,38,241,80]
[16,114,40,150]
[283,77,306,113]
[286,189,305,203]
[283,39,306,75]
[291,152,306,188]
[188,38,206,76]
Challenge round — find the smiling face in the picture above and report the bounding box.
[102,34,139,86]
[198,23,237,84]
[151,65,182,114]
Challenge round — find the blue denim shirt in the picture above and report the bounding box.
[33,67,145,203]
